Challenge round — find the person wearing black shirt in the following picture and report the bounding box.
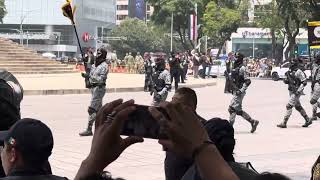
[169,52,180,91]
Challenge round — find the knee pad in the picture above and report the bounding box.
[310,99,317,105]
[228,106,236,114]
[286,104,293,110]
[236,110,243,116]
[88,107,97,115]
[295,105,303,111]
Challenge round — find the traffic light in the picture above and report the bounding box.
[62,0,76,24]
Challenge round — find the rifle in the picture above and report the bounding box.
[285,71,298,93]
[225,70,240,94]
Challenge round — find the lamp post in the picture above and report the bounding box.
[19,9,40,45]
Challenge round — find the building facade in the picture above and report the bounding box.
[116,0,153,25]
[225,28,308,59]
[0,0,116,58]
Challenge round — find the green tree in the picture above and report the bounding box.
[109,18,181,58]
[308,0,320,21]
[276,0,309,60]
[146,0,199,50]
[256,0,283,61]
[0,0,7,23]
[202,1,241,58]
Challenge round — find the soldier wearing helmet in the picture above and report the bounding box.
[310,54,320,121]
[227,52,259,133]
[277,58,312,128]
[150,57,171,106]
[79,46,109,136]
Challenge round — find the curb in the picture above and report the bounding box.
[24,82,217,96]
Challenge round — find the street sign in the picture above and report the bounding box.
[308,21,320,48]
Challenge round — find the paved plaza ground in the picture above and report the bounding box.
[21,78,320,180]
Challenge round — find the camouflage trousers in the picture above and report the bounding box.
[88,86,106,124]
[228,92,254,125]
[282,91,309,124]
[311,83,320,119]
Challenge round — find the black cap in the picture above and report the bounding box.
[0,118,53,161]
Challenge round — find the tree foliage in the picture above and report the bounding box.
[146,0,200,50]
[276,0,309,60]
[202,1,241,57]
[256,0,284,61]
[0,0,7,24]
[109,18,182,58]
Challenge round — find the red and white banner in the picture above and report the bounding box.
[190,13,197,41]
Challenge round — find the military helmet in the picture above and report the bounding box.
[96,46,107,60]
[289,58,301,70]
[155,57,166,70]
[234,52,244,67]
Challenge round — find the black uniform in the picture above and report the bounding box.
[169,53,180,90]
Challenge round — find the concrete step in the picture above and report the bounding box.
[0,64,69,68]
[0,58,53,61]
[2,70,78,74]
[0,61,60,64]
[0,54,40,57]
[3,67,75,71]
[0,56,44,60]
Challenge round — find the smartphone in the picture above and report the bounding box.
[120,105,168,139]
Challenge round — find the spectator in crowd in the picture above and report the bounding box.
[0,118,65,180]
[75,99,239,180]
[169,52,181,90]
[0,70,24,177]
[206,55,213,78]
[199,53,208,79]
[253,172,291,180]
[181,119,258,180]
[165,88,206,180]
[179,53,186,84]
[193,53,200,78]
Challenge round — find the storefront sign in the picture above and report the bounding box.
[82,32,97,43]
[242,31,271,38]
[308,21,320,47]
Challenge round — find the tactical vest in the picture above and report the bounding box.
[286,70,302,92]
[231,67,245,89]
[152,71,166,92]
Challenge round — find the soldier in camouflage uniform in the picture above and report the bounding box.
[150,57,171,106]
[277,59,312,128]
[227,53,259,133]
[127,52,135,73]
[310,55,320,121]
[79,47,109,136]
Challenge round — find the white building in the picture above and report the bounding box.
[1,0,116,56]
[225,28,308,59]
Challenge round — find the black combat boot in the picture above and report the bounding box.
[277,118,288,128]
[79,121,93,136]
[250,120,259,133]
[302,117,312,128]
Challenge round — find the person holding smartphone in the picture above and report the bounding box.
[75,99,239,180]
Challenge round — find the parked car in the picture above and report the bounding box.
[200,60,227,78]
[271,62,311,81]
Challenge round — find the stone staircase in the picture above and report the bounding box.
[0,38,77,74]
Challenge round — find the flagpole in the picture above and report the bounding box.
[72,23,84,58]
[170,12,173,52]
